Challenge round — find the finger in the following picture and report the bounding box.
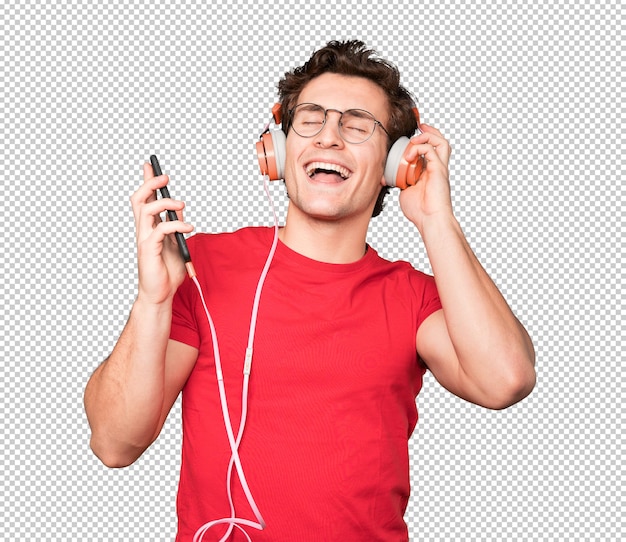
[153,218,194,238]
[409,138,451,165]
[131,171,170,212]
[141,162,159,204]
[140,198,185,228]
[403,139,441,165]
[143,161,155,181]
[143,197,186,217]
[135,198,185,241]
[419,125,450,156]
[137,219,194,261]
[419,123,445,138]
[149,220,195,254]
[409,144,443,169]
[171,207,185,222]
[141,217,194,242]
[142,169,170,193]
[163,205,185,223]
[409,130,447,149]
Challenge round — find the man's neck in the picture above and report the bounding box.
[279,208,370,264]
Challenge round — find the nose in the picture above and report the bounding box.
[315,109,344,148]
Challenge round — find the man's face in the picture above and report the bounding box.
[283,73,390,224]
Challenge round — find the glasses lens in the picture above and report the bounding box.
[291,104,379,143]
[292,104,326,137]
[339,110,376,143]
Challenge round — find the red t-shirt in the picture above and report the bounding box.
[170,227,441,541]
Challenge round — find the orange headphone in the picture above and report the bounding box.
[256,103,424,189]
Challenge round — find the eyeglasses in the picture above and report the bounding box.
[289,103,390,144]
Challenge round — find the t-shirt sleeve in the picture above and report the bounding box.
[169,235,201,348]
[416,273,442,330]
[170,274,201,348]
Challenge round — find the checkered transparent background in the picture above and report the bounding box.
[1,0,622,540]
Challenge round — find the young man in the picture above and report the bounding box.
[84,40,535,541]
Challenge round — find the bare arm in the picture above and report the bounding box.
[401,125,535,409]
[84,310,197,467]
[416,216,535,409]
[84,163,197,467]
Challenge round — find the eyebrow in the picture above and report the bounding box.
[345,108,376,119]
[298,103,323,111]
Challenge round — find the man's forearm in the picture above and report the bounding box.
[420,213,535,398]
[84,297,172,467]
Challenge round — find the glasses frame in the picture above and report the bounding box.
[288,102,390,144]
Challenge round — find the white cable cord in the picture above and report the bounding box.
[193,176,279,542]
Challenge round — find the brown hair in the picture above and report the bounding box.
[277,40,418,217]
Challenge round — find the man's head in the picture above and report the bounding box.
[277,40,418,217]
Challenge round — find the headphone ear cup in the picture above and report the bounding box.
[384,136,425,189]
[256,129,286,180]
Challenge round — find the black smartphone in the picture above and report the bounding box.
[149,155,194,269]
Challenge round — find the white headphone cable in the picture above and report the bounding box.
[192,175,279,542]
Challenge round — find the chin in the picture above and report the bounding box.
[301,203,347,221]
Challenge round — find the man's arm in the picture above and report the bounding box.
[416,215,535,409]
[401,124,536,409]
[84,163,197,467]
[84,312,197,467]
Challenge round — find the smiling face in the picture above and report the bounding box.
[282,73,390,225]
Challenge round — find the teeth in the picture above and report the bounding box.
[305,161,351,179]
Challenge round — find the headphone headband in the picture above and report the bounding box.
[271,102,282,124]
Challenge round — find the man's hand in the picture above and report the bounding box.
[130,163,194,305]
[398,124,454,232]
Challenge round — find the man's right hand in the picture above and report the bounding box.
[130,162,195,305]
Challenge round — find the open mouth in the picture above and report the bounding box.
[305,161,352,181]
